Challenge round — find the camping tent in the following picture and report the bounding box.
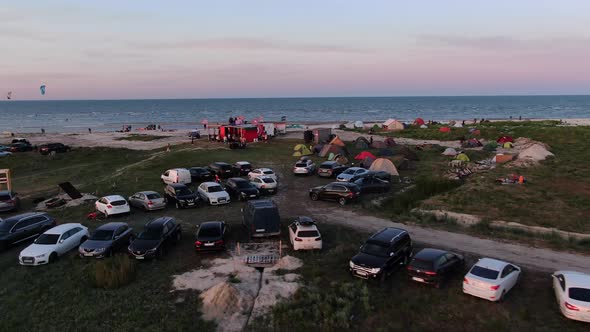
[455,152,470,162]
[369,158,400,176]
[439,127,451,133]
[384,137,396,147]
[293,144,312,157]
[378,148,394,156]
[361,156,376,168]
[414,118,425,126]
[502,142,514,149]
[382,119,404,131]
[312,144,324,154]
[355,136,370,149]
[370,141,386,149]
[442,148,458,156]
[354,121,364,128]
[463,138,482,148]
[494,154,513,164]
[319,144,343,157]
[333,154,348,165]
[329,135,346,147]
[355,151,377,160]
[497,136,514,144]
[453,122,463,128]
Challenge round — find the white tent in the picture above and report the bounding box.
[354,121,364,128]
[382,119,404,131]
[442,148,458,156]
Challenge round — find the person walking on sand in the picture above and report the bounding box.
[41,128,45,134]
[88,128,92,134]
[166,143,171,152]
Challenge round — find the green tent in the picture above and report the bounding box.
[455,153,470,162]
[293,144,313,157]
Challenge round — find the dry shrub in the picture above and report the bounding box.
[91,255,136,289]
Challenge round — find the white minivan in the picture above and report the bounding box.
[161,168,192,185]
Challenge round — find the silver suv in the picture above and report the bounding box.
[0,190,19,212]
[293,158,316,175]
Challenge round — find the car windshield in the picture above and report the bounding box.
[138,228,161,240]
[0,194,11,201]
[90,230,114,241]
[176,188,193,196]
[343,169,356,175]
[361,242,389,257]
[34,233,60,245]
[470,265,499,280]
[410,258,434,270]
[146,193,161,199]
[240,164,251,169]
[198,226,221,238]
[263,170,274,175]
[0,220,15,232]
[569,288,590,302]
[235,181,252,189]
[219,164,231,170]
[262,178,275,183]
[297,230,319,237]
[295,163,307,167]
[208,185,223,193]
[110,200,127,206]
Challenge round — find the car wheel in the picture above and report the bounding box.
[499,290,506,302]
[338,197,347,206]
[175,202,181,209]
[49,252,58,264]
[311,193,319,201]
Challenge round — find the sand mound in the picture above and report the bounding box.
[512,137,554,166]
[200,282,251,331]
[35,193,97,211]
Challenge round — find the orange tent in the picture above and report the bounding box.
[439,127,451,133]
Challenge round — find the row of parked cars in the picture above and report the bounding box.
[349,226,590,323]
[0,138,71,156]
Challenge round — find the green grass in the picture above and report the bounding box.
[115,134,171,141]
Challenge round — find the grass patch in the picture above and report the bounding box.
[382,177,462,216]
[116,134,170,141]
[90,254,137,289]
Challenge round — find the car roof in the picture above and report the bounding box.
[370,227,408,243]
[557,271,590,288]
[329,182,358,187]
[169,183,188,188]
[320,161,338,165]
[3,212,47,222]
[295,223,318,231]
[213,161,230,165]
[103,195,126,201]
[97,222,128,231]
[256,168,273,172]
[475,258,509,271]
[189,166,208,170]
[201,181,221,187]
[229,177,248,182]
[200,221,224,229]
[347,167,364,171]
[45,223,83,234]
[147,217,174,227]
[236,161,251,165]
[257,175,276,181]
[414,248,447,261]
[0,190,13,195]
[171,168,188,171]
[247,199,276,208]
[137,191,158,195]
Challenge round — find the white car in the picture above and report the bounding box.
[463,258,521,302]
[95,195,131,217]
[0,151,12,158]
[552,271,590,323]
[293,158,316,175]
[19,223,89,266]
[288,216,322,251]
[248,168,277,181]
[198,182,230,205]
[250,176,278,195]
[336,167,369,182]
[161,168,192,185]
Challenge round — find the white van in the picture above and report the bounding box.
[161,168,192,184]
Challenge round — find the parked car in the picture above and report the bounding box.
[552,271,590,323]
[350,170,392,183]
[188,130,201,138]
[189,167,213,183]
[208,162,233,178]
[232,161,253,176]
[0,145,10,151]
[0,190,20,212]
[293,158,316,175]
[11,138,30,145]
[317,161,348,178]
[288,216,322,251]
[242,199,281,238]
[250,176,278,195]
[225,177,260,201]
[194,221,228,252]
[406,248,464,288]
[248,168,277,181]
[353,177,391,194]
[349,227,413,281]
[39,143,71,155]
[95,195,130,217]
[463,258,521,302]
[309,182,361,206]
[0,212,57,251]
[161,168,192,185]
[197,182,230,205]
[128,191,166,211]
[128,217,181,260]
[164,183,200,209]
[79,222,134,258]
[9,142,33,152]
[0,151,12,158]
[19,223,89,266]
[336,167,369,182]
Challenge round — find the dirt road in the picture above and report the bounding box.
[308,207,590,274]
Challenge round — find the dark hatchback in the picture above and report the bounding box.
[128,217,181,259]
[309,182,360,206]
[208,162,233,178]
[225,177,260,201]
[39,143,71,155]
[232,162,253,176]
[0,212,56,250]
[350,171,392,183]
[79,222,134,258]
[353,177,391,194]
[9,142,33,152]
[189,167,213,183]
[317,161,348,178]
[164,183,200,209]
[194,221,228,252]
[406,248,464,288]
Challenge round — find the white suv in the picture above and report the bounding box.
[197,182,230,205]
[293,158,316,175]
[248,168,277,181]
[95,195,130,217]
[288,216,322,251]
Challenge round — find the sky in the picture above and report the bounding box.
[1,0,590,100]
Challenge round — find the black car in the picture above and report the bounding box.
[9,142,33,152]
[0,212,56,250]
[39,143,71,155]
[406,248,464,288]
[242,199,281,238]
[189,167,213,183]
[353,177,391,194]
[225,177,260,201]
[79,222,134,258]
[128,217,181,260]
[317,161,348,178]
[194,221,228,252]
[232,161,253,176]
[349,227,413,282]
[309,182,361,206]
[164,183,200,209]
[350,171,392,183]
[208,162,233,178]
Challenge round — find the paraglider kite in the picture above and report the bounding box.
[6,91,12,100]
[40,84,46,96]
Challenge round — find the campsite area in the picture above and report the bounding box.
[1,120,590,331]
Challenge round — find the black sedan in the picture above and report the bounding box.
[189,167,213,183]
[39,143,71,155]
[208,162,233,178]
[309,182,361,206]
[353,177,391,194]
[406,248,464,288]
[79,222,134,258]
[9,142,33,152]
[350,171,392,183]
[225,177,259,201]
[128,217,181,260]
[194,221,228,252]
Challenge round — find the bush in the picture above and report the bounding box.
[483,142,498,152]
[383,177,462,215]
[90,255,136,289]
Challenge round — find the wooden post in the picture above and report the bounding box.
[0,169,11,191]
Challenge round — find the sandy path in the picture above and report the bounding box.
[308,207,590,274]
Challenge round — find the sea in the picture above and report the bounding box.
[0,95,589,133]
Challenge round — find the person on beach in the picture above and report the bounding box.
[369,136,373,145]
[166,143,171,152]
[41,128,45,134]
[462,120,465,126]
[88,128,92,134]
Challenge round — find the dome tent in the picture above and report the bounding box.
[369,158,399,176]
[293,144,312,157]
